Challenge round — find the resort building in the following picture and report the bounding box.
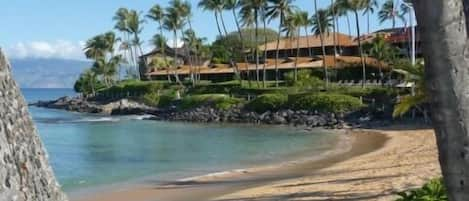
[141,27,416,82]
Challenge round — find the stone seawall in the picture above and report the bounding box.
[0,49,68,201]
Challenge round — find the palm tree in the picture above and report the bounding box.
[92,55,123,87]
[283,11,302,82]
[147,4,171,82]
[113,8,134,78]
[171,0,196,85]
[199,0,241,82]
[362,0,378,34]
[311,7,333,88]
[164,5,186,84]
[392,60,427,121]
[151,34,171,82]
[329,0,337,58]
[198,0,225,39]
[261,3,270,88]
[266,0,295,87]
[239,0,268,87]
[378,0,398,28]
[84,35,107,60]
[364,34,398,80]
[348,0,367,88]
[126,10,145,80]
[182,29,198,86]
[335,0,353,38]
[225,0,252,86]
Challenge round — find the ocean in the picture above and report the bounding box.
[21,88,340,192]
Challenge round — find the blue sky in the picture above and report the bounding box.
[0,0,408,60]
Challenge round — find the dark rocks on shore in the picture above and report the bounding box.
[31,96,388,129]
[30,96,154,115]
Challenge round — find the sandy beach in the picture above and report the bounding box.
[73,126,441,201]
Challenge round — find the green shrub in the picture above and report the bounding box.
[395,178,447,201]
[245,93,288,113]
[289,93,364,113]
[180,94,242,110]
[142,92,160,107]
[158,95,175,108]
[284,70,325,91]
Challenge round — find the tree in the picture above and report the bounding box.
[182,29,198,86]
[239,0,269,87]
[283,11,303,82]
[151,34,171,82]
[84,35,107,60]
[74,69,103,96]
[113,8,134,79]
[335,0,353,38]
[413,1,469,200]
[225,0,253,86]
[126,10,145,80]
[311,5,333,88]
[362,0,378,34]
[378,0,400,28]
[266,0,295,87]
[83,32,123,88]
[147,4,171,82]
[164,4,186,84]
[363,34,398,79]
[392,60,427,120]
[171,0,196,85]
[199,0,241,82]
[348,0,367,88]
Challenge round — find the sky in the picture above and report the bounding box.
[0,0,409,61]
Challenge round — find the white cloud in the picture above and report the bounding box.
[5,40,86,60]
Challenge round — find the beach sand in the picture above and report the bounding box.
[73,126,441,201]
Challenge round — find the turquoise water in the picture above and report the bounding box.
[22,88,339,192]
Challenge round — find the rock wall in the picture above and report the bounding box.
[0,49,68,201]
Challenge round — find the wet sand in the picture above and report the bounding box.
[73,130,388,201]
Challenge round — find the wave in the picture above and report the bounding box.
[70,117,120,123]
[128,115,155,120]
[35,117,120,124]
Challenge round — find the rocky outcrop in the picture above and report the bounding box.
[148,107,346,129]
[0,49,68,201]
[32,97,153,115]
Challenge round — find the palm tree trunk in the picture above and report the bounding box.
[413,1,469,200]
[346,14,352,38]
[295,27,300,82]
[233,8,252,87]
[315,0,328,88]
[274,15,283,88]
[354,10,366,88]
[214,12,224,38]
[255,10,260,87]
[305,27,312,58]
[180,30,195,87]
[367,11,370,34]
[331,0,338,75]
[173,31,182,85]
[262,14,268,88]
[187,18,196,86]
[219,11,229,36]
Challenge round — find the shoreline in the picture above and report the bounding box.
[72,129,388,201]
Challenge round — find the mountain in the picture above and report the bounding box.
[9,58,90,88]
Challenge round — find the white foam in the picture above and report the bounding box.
[72,117,120,123]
